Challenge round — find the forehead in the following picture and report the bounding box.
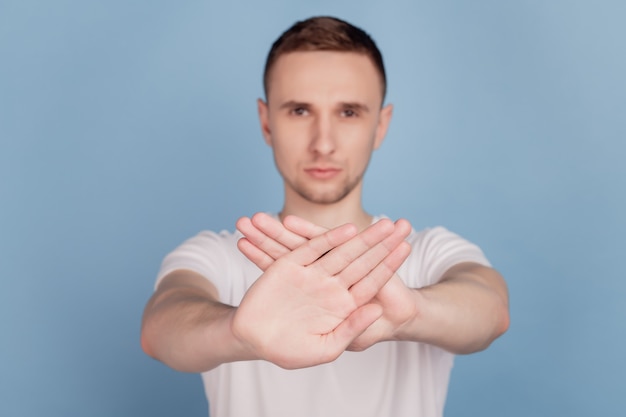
[266,51,384,106]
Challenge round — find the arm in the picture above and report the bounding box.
[140,270,250,373]
[141,219,411,372]
[390,262,509,354]
[237,213,509,354]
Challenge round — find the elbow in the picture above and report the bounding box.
[497,304,511,337]
[140,313,209,373]
[141,303,165,361]
[140,320,158,359]
[487,269,510,344]
[477,299,510,353]
[493,282,511,340]
[140,330,154,359]
[458,301,510,355]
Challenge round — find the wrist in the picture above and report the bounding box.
[392,288,427,342]
[224,306,261,363]
[194,303,259,370]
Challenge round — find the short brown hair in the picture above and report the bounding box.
[263,16,387,101]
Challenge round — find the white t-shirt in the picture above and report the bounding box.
[156,216,490,417]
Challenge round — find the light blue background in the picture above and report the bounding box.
[1,1,624,416]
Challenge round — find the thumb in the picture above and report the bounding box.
[329,303,382,351]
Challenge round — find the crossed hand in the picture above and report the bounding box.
[230,213,418,369]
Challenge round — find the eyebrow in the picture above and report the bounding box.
[340,102,370,113]
[278,100,371,113]
[279,101,309,110]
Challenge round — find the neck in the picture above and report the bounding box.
[279,184,373,232]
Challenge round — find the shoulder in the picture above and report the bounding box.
[374,215,470,252]
[407,226,478,252]
[375,215,491,287]
[155,227,245,288]
[184,228,242,249]
[164,228,243,263]
[409,225,489,268]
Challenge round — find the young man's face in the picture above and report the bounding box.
[258,51,392,206]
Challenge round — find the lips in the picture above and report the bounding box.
[304,166,342,180]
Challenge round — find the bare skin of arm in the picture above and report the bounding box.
[141,219,412,372]
[237,213,509,354]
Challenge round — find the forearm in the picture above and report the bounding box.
[141,275,254,372]
[397,263,509,354]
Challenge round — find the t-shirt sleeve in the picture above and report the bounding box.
[154,230,240,300]
[403,226,492,288]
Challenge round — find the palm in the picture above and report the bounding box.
[236,213,414,355]
[233,257,361,368]
[346,274,416,351]
[232,215,411,369]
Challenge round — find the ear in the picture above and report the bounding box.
[373,103,393,150]
[257,98,272,146]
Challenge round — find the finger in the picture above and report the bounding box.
[288,223,358,266]
[251,212,309,251]
[236,215,291,260]
[325,303,383,358]
[313,218,396,277]
[349,241,412,306]
[336,218,412,289]
[237,237,275,271]
[283,215,328,240]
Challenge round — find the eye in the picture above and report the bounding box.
[342,108,358,118]
[292,107,309,116]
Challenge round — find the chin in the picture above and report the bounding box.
[297,187,353,205]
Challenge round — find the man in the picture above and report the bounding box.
[141,16,509,417]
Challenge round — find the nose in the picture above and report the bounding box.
[309,113,336,156]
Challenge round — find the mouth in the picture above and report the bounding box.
[304,167,342,180]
